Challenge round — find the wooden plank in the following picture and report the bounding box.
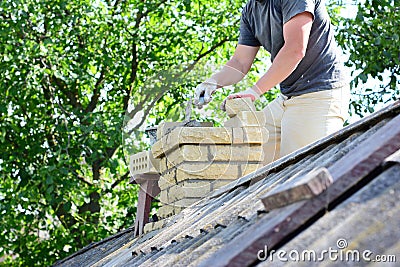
[134,180,161,236]
[260,167,333,211]
[198,113,400,267]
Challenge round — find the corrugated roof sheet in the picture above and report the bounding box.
[258,164,400,267]
[54,101,400,267]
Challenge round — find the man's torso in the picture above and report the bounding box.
[239,0,349,96]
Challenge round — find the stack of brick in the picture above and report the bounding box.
[151,98,268,219]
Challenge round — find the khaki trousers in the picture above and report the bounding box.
[262,86,350,165]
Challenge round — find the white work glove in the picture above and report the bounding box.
[194,78,218,109]
[220,87,261,111]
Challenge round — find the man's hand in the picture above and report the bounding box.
[220,87,261,111]
[194,78,218,109]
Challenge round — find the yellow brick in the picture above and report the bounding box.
[168,181,213,202]
[157,121,214,140]
[175,127,233,144]
[155,154,176,175]
[143,219,168,234]
[151,138,172,159]
[166,145,209,166]
[176,163,240,181]
[224,111,266,127]
[158,179,170,191]
[159,190,169,204]
[242,126,269,144]
[152,130,179,159]
[157,157,169,174]
[240,163,262,177]
[181,180,213,196]
[164,185,183,203]
[211,180,233,190]
[158,169,177,190]
[225,98,255,118]
[149,151,162,173]
[232,127,244,144]
[209,145,264,162]
[161,179,234,206]
[152,127,234,158]
[143,222,155,234]
[161,180,215,204]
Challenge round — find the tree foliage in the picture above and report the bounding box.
[337,0,400,115]
[1,0,398,265]
[0,0,243,265]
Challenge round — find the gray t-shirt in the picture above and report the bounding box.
[239,0,348,96]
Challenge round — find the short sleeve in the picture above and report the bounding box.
[238,4,261,47]
[281,0,315,24]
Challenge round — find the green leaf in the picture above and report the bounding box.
[46,185,54,195]
[63,202,72,212]
[46,176,54,185]
[359,73,368,83]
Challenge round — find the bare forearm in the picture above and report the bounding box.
[209,45,259,88]
[210,58,247,88]
[254,45,304,94]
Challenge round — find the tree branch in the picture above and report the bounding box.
[126,89,166,136]
[183,37,229,73]
[123,42,138,111]
[125,92,153,119]
[134,0,168,28]
[124,37,231,135]
[102,171,130,194]
[74,172,94,186]
[0,12,10,20]
[85,68,106,113]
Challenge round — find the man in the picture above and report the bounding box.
[194,0,350,164]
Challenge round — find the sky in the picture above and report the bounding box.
[340,0,360,18]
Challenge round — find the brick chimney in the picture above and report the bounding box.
[130,98,268,234]
[151,98,267,219]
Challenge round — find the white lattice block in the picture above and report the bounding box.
[130,151,158,175]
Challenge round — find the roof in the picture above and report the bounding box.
[54,100,400,267]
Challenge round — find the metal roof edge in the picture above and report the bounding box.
[52,226,137,266]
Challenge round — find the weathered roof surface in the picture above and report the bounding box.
[54,101,400,267]
[260,164,400,267]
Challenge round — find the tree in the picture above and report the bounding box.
[3,0,396,265]
[0,0,243,265]
[337,0,400,115]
